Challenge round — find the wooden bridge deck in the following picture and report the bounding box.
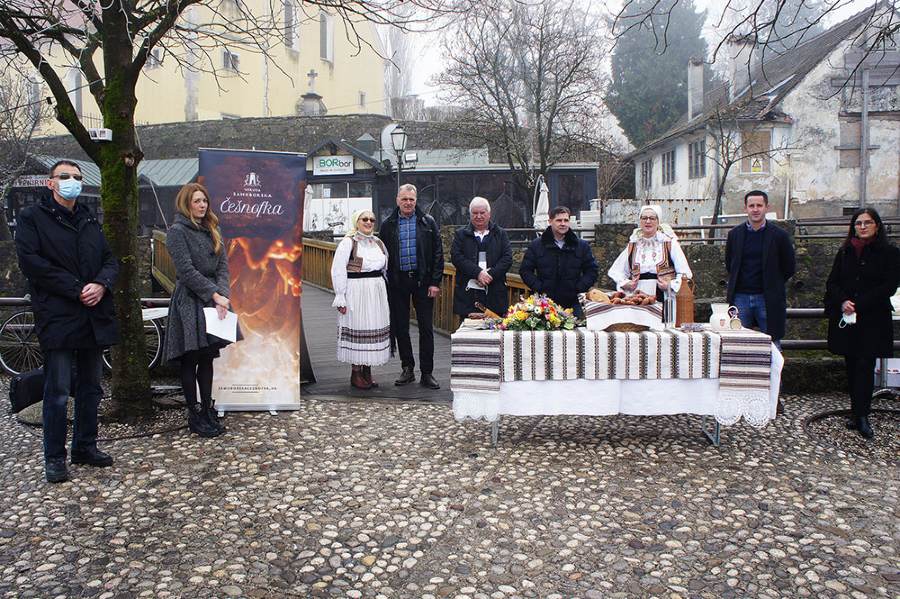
[301,285,452,403]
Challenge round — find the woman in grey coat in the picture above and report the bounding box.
[163,183,236,437]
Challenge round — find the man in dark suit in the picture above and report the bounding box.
[725,190,796,348]
[379,184,444,390]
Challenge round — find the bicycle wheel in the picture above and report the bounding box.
[0,310,43,376]
[103,319,163,371]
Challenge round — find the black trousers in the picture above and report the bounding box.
[389,273,435,374]
[844,354,876,417]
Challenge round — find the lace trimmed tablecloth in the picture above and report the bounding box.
[450,327,775,428]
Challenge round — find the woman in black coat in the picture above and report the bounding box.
[824,208,899,439]
[164,183,237,438]
[451,197,513,318]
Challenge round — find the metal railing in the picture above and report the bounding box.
[0,296,170,307]
[490,219,900,246]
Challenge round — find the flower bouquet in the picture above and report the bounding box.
[498,294,577,331]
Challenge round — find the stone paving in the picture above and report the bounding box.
[0,389,897,599]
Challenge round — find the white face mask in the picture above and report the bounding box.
[839,312,857,328]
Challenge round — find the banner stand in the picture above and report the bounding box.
[198,148,307,412]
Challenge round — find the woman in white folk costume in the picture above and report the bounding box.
[330,209,391,389]
[607,205,693,320]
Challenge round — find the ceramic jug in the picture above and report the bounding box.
[709,303,732,329]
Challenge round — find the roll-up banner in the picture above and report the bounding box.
[198,148,307,411]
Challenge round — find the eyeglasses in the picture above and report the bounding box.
[640,216,658,221]
[51,174,83,181]
[854,220,876,227]
[358,217,375,223]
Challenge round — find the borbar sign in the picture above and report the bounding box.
[313,155,354,176]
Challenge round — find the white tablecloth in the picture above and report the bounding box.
[453,344,783,424]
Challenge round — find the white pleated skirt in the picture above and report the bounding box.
[336,277,391,365]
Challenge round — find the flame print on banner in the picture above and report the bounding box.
[198,149,307,409]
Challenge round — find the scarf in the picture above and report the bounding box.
[849,236,873,258]
[345,209,377,240]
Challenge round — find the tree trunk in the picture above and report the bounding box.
[708,163,731,242]
[0,187,13,241]
[99,25,150,412]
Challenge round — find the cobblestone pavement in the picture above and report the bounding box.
[0,391,897,599]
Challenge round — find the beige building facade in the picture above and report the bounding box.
[33,1,388,135]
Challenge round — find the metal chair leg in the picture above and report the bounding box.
[701,416,721,447]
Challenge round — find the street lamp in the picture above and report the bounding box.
[390,124,408,192]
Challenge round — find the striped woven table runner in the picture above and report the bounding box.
[715,328,773,427]
[502,329,719,382]
[583,302,663,319]
[450,329,502,393]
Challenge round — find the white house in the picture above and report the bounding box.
[628,4,900,221]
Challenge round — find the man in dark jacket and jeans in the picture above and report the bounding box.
[15,160,120,483]
[520,206,598,316]
[379,184,445,390]
[725,190,796,347]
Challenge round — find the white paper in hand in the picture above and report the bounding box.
[203,308,238,342]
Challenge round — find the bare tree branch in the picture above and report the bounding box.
[436,0,614,195]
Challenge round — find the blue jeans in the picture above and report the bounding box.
[43,348,103,462]
[733,292,781,348]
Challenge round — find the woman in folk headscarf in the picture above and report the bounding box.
[607,205,693,300]
[330,209,391,389]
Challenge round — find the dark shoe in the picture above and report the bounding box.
[188,406,219,438]
[351,367,372,390]
[71,447,113,467]
[776,399,785,416]
[420,373,440,390]
[394,366,415,386]
[845,418,856,430]
[856,416,874,439]
[45,459,69,483]
[204,404,226,435]
[363,366,379,388]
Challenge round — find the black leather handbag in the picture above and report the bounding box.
[9,367,44,413]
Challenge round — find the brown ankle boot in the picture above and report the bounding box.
[363,366,378,388]
[351,366,371,390]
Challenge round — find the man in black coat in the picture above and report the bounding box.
[519,206,598,316]
[451,197,513,318]
[379,183,444,390]
[725,190,796,347]
[15,160,120,483]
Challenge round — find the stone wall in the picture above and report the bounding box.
[30,114,616,165]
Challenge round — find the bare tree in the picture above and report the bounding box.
[382,23,416,113]
[596,152,632,202]
[435,0,613,197]
[704,105,800,226]
[612,0,898,91]
[0,0,466,411]
[0,74,49,241]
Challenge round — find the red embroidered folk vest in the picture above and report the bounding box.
[627,240,675,279]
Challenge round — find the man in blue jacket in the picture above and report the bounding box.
[519,206,598,316]
[15,160,120,483]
